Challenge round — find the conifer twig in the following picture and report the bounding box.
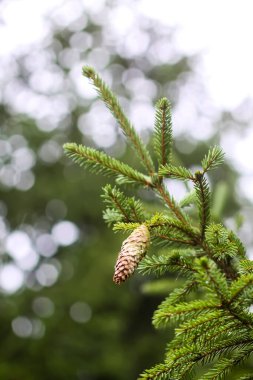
[202,145,225,173]
[154,97,172,166]
[82,66,155,175]
[194,172,211,240]
[63,143,152,186]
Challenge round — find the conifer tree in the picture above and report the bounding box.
[64,67,253,380]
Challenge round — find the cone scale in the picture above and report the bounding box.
[113,224,150,284]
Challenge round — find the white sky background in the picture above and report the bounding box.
[1,0,253,194]
[1,0,253,178]
[1,0,253,292]
[1,0,253,109]
[140,0,253,109]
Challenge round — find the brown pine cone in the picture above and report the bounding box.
[113,224,150,285]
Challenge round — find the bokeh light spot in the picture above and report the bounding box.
[12,316,33,338]
[0,264,24,293]
[36,234,57,257]
[6,230,32,260]
[39,140,62,164]
[12,316,45,339]
[12,147,36,171]
[33,297,55,318]
[36,263,59,287]
[52,221,79,246]
[0,217,8,240]
[45,199,67,220]
[15,171,35,191]
[70,302,92,324]
[17,249,39,271]
[0,140,12,157]
[31,319,45,339]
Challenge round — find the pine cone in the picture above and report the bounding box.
[113,224,150,284]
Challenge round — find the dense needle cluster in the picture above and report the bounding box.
[64,66,253,380]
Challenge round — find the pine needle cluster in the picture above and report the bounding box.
[63,67,253,379]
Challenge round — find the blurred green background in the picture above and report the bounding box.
[0,1,253,379]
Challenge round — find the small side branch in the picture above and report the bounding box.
[83,66,155,175]
[194,172,211,240]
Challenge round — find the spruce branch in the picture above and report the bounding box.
[102,184,145,225]
[153,97,172,167]
[152,250,197,277]
[102,208,123,226]
[102,185,132,224]
[226,306,253,330]
[140,339,253,380]
[199,346,253,380]
[152,231,197,248]
[159,164,195,181]
[153,299,220,328]
[193,258,230,302]
[64,67,253,379]
[229,231,246,258]
[239,260,253,274]
[113,221,141,232]
[144,213,199,240]
[163,280,197,305]
[138,362,172,380]
[139,251,198,289]
[229,274,253,304]
[194,171,211,240]
[201,146,225,173]
[200,320,247,345]
[82,66,155,174]
[167,338,253,375]
[137,255,173,276]
[138,252,197,279]
[63,143,152,186]
[169,319,246,357]
[205,223,238,259]
[174,310,229,337]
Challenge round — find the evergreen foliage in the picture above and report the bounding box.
[63,143,152,186]
[64,67,253,380]
[201,146,225,173]
[153,97,172,167]
[101,184,146,226]
[159,164,195,181]
[82,66,155,174]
